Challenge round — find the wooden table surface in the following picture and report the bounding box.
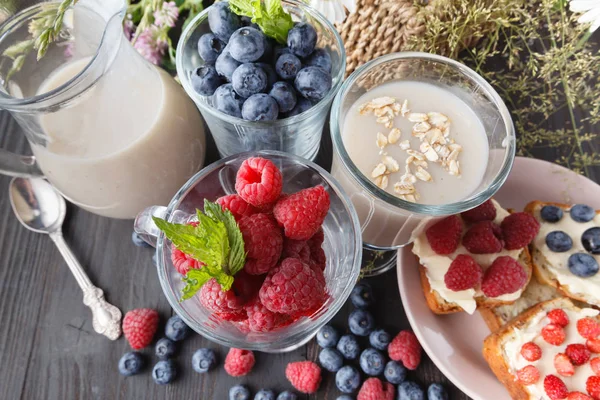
[0,80,598,400]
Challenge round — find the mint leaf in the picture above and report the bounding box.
[229,0,254,17]
[203,200,246,276]
[195,210,229,270]
[180,268,234,301]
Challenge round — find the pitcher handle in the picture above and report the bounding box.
[0,149,43,177]
[134,206,194,248]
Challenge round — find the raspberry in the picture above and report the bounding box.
[216,194,257,220]
[542,324,567,346]
[309,227,325,249]
[521,342,542,362]
[462,221,504,254]
[234,319,251,334]
[259,258,326,314]
[568,392,593,400]
[554,353,575,377]
[171,246,203,275]
[199,278,244,313]
[308,228,327,270]
[235,157,283,207]
[273,186,330,240]
[357,378,395,400]
[282,238,312,263]
[516,365,540,385]
[501,212,540,250]
[578,318,600,339]
[238,213,283,275]
[589,338,600,353]
[587,376,600,400]
[214,310,248,321]
[545,375,569,400]
[122,308,159,350]
[566,343,591,366]
[592,357,600,376]
[245,297,287,333]
[461,199,497,223]
[425,215,463,255]
[480,256,528,298]
[548,309,570,327]
[388,331,422,370]
[224,348,255,377]
[285,361,322,394]
[443,254,483,291]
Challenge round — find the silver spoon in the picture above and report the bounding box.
[8,177,122,340]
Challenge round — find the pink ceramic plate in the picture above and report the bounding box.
[397,157,600,400]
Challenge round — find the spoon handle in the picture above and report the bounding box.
[49,231,122,340]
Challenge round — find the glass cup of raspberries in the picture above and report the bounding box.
[134,151,362,352]
[175,0,346,161]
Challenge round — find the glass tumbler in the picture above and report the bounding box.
[330,52,516,276]
[134,150,362,352]
[176,0,346,160]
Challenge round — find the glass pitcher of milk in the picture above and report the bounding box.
[0,0,206,219]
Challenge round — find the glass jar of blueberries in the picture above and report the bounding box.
[176,0,346,160]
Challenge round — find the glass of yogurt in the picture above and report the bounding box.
[330,52,516,276]
[176,0,346,161]
[0,0,206,219]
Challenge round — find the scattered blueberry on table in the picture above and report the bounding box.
[192,348,217,373]
[319,347,344,372]
[369,328,391,351]
[428,383,449,400]
[335,365,361,393]
[350,282,375,309]
[155,338,176,359]
[348,309,375,336]
[398,381,425,400]
[118,352,145,376]
[275,391,297,400]
[229,384,251,400]
[152,360,176,385]
[384,360,407,384]
[359,348,385,376]
[165,315,191,341]
[254,389,276,400]
[316,325,340,348]
[194,1,333,120]
[337,334,361,360]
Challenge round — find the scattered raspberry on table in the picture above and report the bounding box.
[224,348,255,377]
[285,361,322,394]
[122,308,159,350]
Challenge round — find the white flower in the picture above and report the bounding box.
[309,0,357,24]
[569,0,600,32]
[153,1,179,28]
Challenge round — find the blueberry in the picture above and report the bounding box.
[275,53,302,80]
[427,383,448,400]
[545,231,573,252]
[336,397,353,400]
[319,347,344,372]
[276,391,298,400]
[254,389,275,400]
[303,48,332,73]
[398,381,424,400]
[284,97,312,117]
[192,348,217,373]
[359,348,385,376]
[349,309,375,336]
[191,65,223,96]
[383,360,406,384]
[216,50,242,82]
[118,352,144,376]
[132,231,151,248]
[165,315,191,341]
[582,227,600,254]
[229,384,251,400]
[152,360,176,385]
[351,282,374,308]
[214,83,245,118]
[228,27,266,63]
[155,338,176,359]
[541,205,563,222]
[242,94,279,121]
[335,365,361,393]
[337,334,361,360]
[287,23,317,57]
[294,66,331,102]
[369,329,391,351]
[232,63,267,97]
[208,2,241,42]
[568,252,599,277]
[274,44,291,60]
[197,33,226,64]
[570,204,595,222]
[269,81,297,113]
[255,62,277,89]
[316,325,340,348]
